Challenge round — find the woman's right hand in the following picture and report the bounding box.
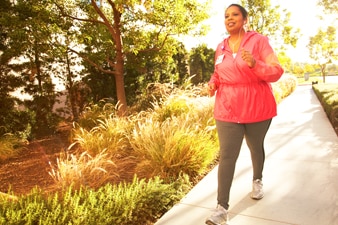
[208,83,216,97]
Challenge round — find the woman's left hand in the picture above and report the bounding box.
[241,48,256,68]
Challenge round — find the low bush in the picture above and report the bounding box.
[0,134,27,162]
[0,176,191,225]
[272,74,298,104]
[0,109,34,140]
[312,84,338,133]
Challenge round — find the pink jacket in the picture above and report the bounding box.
[209,31,284,123]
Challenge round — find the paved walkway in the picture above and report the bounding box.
[155,85,338,225]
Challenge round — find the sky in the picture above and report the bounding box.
[184,0,337,63]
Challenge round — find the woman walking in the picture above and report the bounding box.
[206,4,284,225]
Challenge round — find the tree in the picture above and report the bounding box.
[50,18,85,122]
[307,26,338,83]
[52,0,211,115]
[240,0,299,51]
[304,64,317,75]
[14,0,63,137]
[277,51,292,73]
[0,0,27,137]
[172,42,189,86]
[0,0,62,137]
[189,44,215,85]
[118,37,187,104]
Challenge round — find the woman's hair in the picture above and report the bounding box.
[226,4,248,20]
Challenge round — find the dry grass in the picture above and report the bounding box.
[272,74,298,104]
[69,116,133,157]
[129,115,218,180]
[49,150,118,190]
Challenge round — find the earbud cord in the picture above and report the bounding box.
[229,28,243,54]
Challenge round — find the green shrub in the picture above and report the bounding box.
[0,176,191,225]
[312,84,338,115]
[312,84,338,131]
[0,134,27,162]
[76,101,118,131]
[0,109,34,139]
[152,95,191,122]
[331,105,338,129]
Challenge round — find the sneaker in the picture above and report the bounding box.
[251,179,264,200]
[205,204,229,225]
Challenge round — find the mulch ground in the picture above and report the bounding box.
[0,132,70,196]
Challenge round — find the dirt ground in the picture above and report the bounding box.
[0,131,71,196]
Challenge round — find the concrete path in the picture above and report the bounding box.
[155,85,338,225]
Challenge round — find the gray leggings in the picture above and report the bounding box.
[215,119,272,210]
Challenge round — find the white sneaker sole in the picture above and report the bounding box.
[205,219,229,225]
[251,193,264,200]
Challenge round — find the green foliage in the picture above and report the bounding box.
[152,94,191,122]
[240,0,299,48]
[75,101,119,131]
[132,83,177,112]
[189,44,215,85]
[27,103,61,139]
[150,84,212,120]
[0,1,33,138]
[123,39,190,106]
[277,51,292,73]
[1,0,211,128]
[0,176,191,225]
[312,84,338,130]
[51,0,212,114]
[0,134,27,162]
[308,26,337,63]
[0,0,64,138]
[0,109,34,139]
[307,26,338,82]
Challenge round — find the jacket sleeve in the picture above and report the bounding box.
[209,71,220,88]
[250,36,284,82]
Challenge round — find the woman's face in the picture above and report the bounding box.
[224,6,246,34]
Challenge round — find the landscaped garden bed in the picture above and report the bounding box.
[0,75,298,224]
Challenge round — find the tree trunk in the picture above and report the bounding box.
[65,48,79,121]
[321,64,326,83]
[112,4,127,116]
[115,51,127,115]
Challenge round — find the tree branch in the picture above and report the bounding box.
[68,48,117,75]
[52,1,106,26]
[91,0,117,37]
